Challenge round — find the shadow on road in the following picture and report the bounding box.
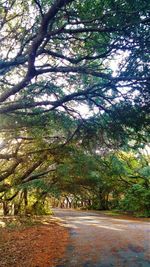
[53,209,150,267]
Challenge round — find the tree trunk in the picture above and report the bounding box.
[24,189,28,214]
[99,192,108,210]
[3,201,9,215]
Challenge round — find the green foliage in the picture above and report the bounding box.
[120,184,150,217]
[0,0,149,218]
[26,200,52,216]
[139,166,150,178]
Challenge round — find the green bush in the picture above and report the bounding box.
[119,184,150,217]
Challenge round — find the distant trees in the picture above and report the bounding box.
[54,149,150,216]
[0,121,149,216]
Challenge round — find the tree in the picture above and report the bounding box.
[0,0,149,216]
[0,0,149,129]
[0,121,149,215]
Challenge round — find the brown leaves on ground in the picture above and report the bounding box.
[0,216,69,267]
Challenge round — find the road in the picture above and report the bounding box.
[53,209,150,267]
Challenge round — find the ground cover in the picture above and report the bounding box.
[0,216,69,267]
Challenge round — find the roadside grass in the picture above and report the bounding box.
[102,210,124,216]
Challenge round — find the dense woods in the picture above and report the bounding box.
[0,0,149,217]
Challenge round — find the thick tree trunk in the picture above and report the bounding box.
[3,201,9,215]
[14,191,23,215]
[24,189,28,214]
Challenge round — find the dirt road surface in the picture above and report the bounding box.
[53,209,150,267]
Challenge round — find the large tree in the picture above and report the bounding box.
[0,0,149,123]
[0,0,149,215]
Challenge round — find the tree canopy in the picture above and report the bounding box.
[0,0,149,118]
[0,0,150,216]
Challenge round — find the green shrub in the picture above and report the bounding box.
[119,184,150,217]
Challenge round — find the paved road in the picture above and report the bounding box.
[53,209,150,267]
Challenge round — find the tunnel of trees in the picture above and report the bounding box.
[0,0,149,217]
